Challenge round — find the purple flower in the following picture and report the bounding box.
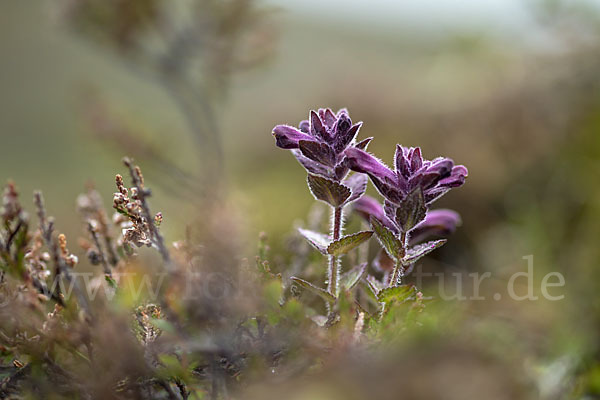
[353,195,461,244]
[409,209,461,244]
[353,195,398,233]
[272,108,369,181]
[345,145,468,205]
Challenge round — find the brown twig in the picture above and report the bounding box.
[122,158,171,264]
[87,221,112,277]
[33,192,90,314]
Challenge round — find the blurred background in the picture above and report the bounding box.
[2,0,600,397]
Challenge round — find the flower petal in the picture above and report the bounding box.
[273,125,315,149]
[427,158,454,178]
[298,119,310,133]
[345,147,403,203]
[438,164,468,188]
[409,209,461,245]
[353,195,399,233]
[344,147,397,184]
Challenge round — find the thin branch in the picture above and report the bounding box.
[122,158,171,264]
[33,192,90,313]
[87,221,112,277]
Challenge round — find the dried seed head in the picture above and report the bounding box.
[1,180,22,221]
[58,234,68,257]
[134,165,144,187]
[115,174,127,195]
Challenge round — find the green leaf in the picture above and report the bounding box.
[340,262,368,291]
[395,187,426,232]
[290,277,336,303]
[363,275,385,302]
[298,228,330,254]
[370,216,402,260]
[105,274,118,289]
[149,318,175,334]
[377,284,417,304]
[327,231,373,256]
[307,174,351,207]
[264,279,283,308]
[403,239,447,264]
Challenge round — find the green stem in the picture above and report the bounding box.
[389,231,407,287]
[327,206,343,297]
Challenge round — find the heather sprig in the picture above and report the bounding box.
[346,144,467,288]
[113,158,170,264]
[272,108,372,300]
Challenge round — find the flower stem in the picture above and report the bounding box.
[327,206,343,297]
[389,231,407,287]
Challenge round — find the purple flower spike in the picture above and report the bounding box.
[345,145,468,205]
[272,108,364,181]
